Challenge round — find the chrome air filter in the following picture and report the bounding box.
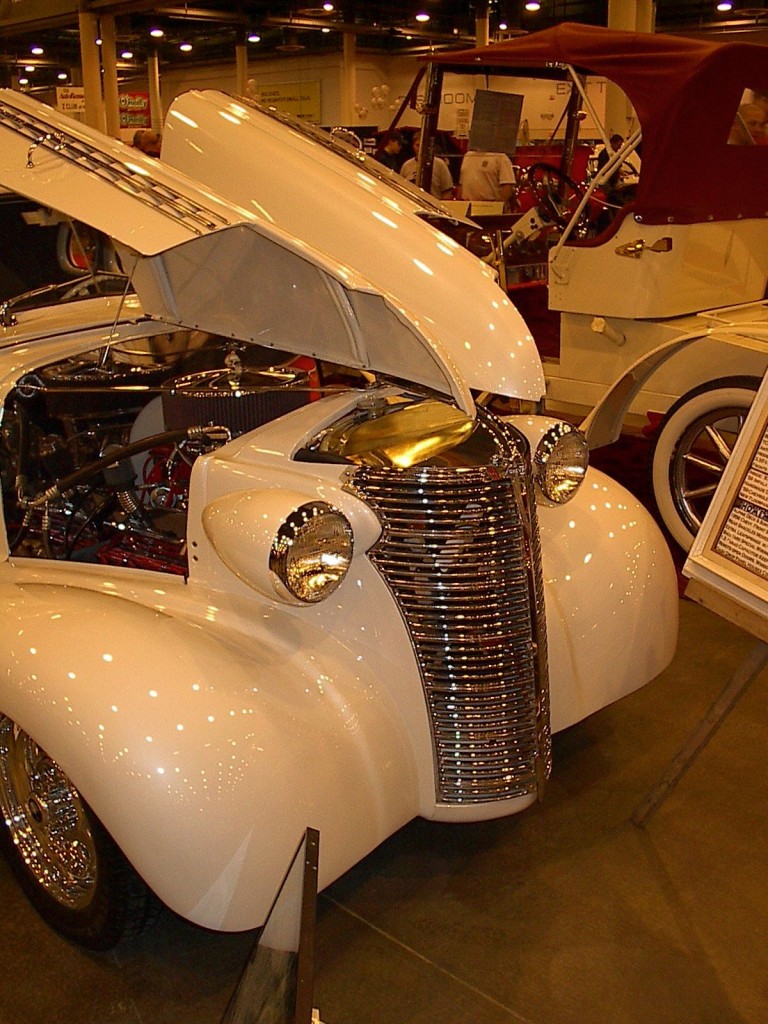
[162,366,310,436]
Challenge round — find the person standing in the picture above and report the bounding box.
[400,135,454,200]
[459,150,516,206]
[374,131,406,171]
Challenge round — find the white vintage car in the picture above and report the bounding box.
[0,88,677,950]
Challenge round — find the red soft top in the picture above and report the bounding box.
[427,23,768,224]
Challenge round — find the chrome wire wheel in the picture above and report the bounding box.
[672,406,746,531]
[0,717,96,911]
[652,378,759,551]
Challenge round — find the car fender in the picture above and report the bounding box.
[582,324,768,449]
[539,466,678,732]
[0,580,419,931]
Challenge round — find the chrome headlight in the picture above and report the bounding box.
[270,501,354,603]
[533,422,589,504]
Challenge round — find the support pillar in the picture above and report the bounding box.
[341,31,356,125]
[475,0,490,47]
[147,47,162,131]
[78,10,105,132]
[100,14,121,138]
[235,27,248,97]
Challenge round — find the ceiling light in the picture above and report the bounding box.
[323,2,334,9]
[58,72,68,80]
[150,27,164,38]
[499,20,508,29]
[23,65,35,72]
[121,50,133,59]
[18,77,29,85]
[716,0,733,8]
[524,1,541,9]
[30,46,43,55]
[415,12,430,22]
[247,33,261,43]
[179,42,192,52]
[95,37,102,45]
[322,27,331,33]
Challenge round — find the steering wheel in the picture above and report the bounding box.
[526,162,587,230]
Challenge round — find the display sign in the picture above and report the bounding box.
[55,86,85,114]
[468,89,523,156]
[685,368,768,640]
[256,81,321,123]
[0,0,76,26]
[119,92,151,130]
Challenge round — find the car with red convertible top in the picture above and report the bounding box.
[407,24,768,550]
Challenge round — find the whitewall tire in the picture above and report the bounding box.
[651,377,760,552]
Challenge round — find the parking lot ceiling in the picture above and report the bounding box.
[1,1,767,90]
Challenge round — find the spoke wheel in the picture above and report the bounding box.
[0,717,159,948]
[0,718,96,909]
[651,377,759,551]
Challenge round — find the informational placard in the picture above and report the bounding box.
[468,89,523,156]
[119,92,151,130]
[256,82,321,123]
[685,370,768,639]
[55,86,85,114]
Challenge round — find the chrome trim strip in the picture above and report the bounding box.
[0,100,230,235]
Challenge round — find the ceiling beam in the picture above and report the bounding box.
[84,1,247,19]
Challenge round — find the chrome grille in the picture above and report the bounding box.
[351,419,550,805]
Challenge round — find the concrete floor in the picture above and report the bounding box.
[1,596,766,1024]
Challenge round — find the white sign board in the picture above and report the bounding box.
[685,369,768,640]
[56,87,85,114]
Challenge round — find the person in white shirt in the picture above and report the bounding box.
[400,135,454,200]
[459,150,516,205]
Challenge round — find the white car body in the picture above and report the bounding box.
[0,89,676,935]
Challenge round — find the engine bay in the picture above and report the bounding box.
[0,330,315,574]
[0,327,530,577]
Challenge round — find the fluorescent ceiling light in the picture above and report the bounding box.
[31,46,43,55]
[415,12,430,22]
[121,50,133,59]
[150,28,164,38]
[179,42,192,52]
[248,33,261,43]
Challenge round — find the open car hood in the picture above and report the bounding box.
[161,90,544,402]
[0,89,473,414]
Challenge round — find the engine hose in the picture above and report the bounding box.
[13,400,32,505]
[23,424,230,509]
